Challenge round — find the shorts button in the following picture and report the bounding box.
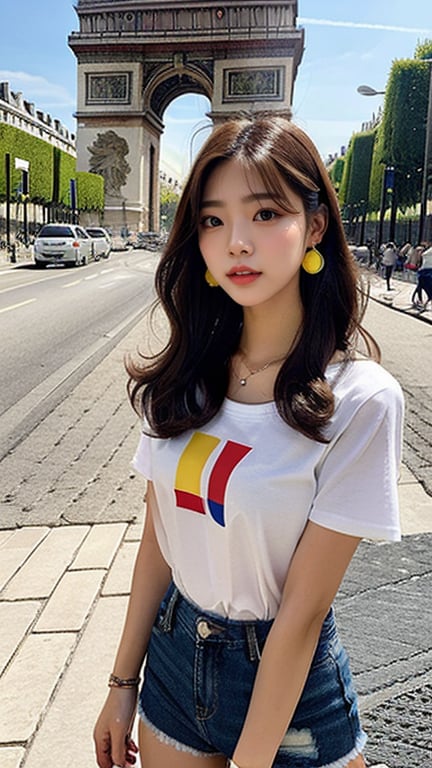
[197,620,212,639]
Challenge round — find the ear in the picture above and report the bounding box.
[307,204,328,248]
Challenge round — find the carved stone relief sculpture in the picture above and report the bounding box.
[87,130,131,199]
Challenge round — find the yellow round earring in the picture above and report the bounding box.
[302,247,325,275]
[205,269,219,287]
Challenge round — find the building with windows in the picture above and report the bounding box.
[0,81,76,157]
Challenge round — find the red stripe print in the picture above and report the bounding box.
[207,441,252,525]
[175,489,206,515]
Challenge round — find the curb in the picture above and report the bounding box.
[370,293,432,325]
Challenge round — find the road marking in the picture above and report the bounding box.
[84,274,98,280]
[63,280,82,288]
[0,270,73,295]
[100,268,115,275]
[0,298,36,314]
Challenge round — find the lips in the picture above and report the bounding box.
[227,265,261,285]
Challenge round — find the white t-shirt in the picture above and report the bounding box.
[133,360,403,620]
[420,247,432,269]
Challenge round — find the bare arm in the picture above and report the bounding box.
[94,481,171,768]
[232,521,361,768]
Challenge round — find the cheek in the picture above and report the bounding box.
[199,233,219,264]
[268,223,306,254]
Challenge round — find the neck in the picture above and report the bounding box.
[239,299,304,362]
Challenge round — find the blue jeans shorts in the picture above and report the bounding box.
[139,583,367,767]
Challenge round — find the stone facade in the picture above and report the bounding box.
[0,82,76,156]
[69,1,304,232]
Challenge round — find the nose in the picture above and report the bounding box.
[228,224,253,257]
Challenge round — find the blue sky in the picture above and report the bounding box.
[2,0,432,178]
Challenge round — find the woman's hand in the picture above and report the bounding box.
[93,687,139,768]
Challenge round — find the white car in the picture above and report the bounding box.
[33,224,93,267]
[86,227,112,259]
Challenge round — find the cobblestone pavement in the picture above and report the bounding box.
[367,272,432,500]
[336,534,432,768]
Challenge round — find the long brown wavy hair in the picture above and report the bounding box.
[127,116,378,441]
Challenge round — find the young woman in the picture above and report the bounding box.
[94,116,403,768]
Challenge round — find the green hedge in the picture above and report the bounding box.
[380,59,429,208]
[370,41,432,212]
[328,157,345,191]
[76,171,104,211]
[0,123,53,201]
[368,126,386,213]
[338,130,375,211]
[0,123,104,211]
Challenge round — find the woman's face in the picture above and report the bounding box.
[198,159,319,311]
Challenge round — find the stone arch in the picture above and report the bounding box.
[143,64,213,121]
[69,1,304,233]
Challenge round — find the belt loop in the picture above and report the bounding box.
[159,585,179,633]
[245,624,261,662]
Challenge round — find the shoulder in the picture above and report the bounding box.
[330,358,400,393]
[327,359,403,426]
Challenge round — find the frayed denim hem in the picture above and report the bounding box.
[138,703,222,759]
[318,731,367,768]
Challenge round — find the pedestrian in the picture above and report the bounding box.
[412,244,432,309]
[405,243,424,275]
[93,116,404,768]
[381,242,398,290]
[366,237,376,267]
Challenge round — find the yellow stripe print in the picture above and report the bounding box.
[175,432,221,495]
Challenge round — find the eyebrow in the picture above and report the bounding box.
[200,193,277,208]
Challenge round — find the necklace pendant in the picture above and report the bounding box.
[240,378,247,386]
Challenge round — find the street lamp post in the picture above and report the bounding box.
[5,153,11,254]
[188,122,212,167]
[357,86,386,243]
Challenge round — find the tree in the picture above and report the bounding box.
[372,41,432,213]
[160,182,180,230]
[339,130,375,211]
[327,157,345,194]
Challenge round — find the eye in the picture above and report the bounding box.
[255,209,278,222]
[201,215,223,228]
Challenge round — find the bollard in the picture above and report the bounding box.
[9,243,16,263]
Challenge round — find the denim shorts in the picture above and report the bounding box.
[139,583,367,768]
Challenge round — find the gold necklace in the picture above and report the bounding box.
[236,352,286,387]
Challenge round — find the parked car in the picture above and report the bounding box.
[33,224,93,267]
[85,227,112,260]
[110,235,130,251]
[132,231,166,251]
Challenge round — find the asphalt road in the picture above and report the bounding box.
[0,249,158,458]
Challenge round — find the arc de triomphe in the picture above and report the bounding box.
[69,1,304,232]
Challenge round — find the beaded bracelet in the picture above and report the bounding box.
[108,673,140,689]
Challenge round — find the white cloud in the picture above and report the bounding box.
[298,17,432,35]
[0,70,75,106]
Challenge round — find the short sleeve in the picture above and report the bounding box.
[132,430,153,479]
[309,386,404,541]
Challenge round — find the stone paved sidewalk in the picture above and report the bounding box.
[367,269,432,324]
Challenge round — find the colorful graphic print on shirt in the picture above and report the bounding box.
[174,431,252,526]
